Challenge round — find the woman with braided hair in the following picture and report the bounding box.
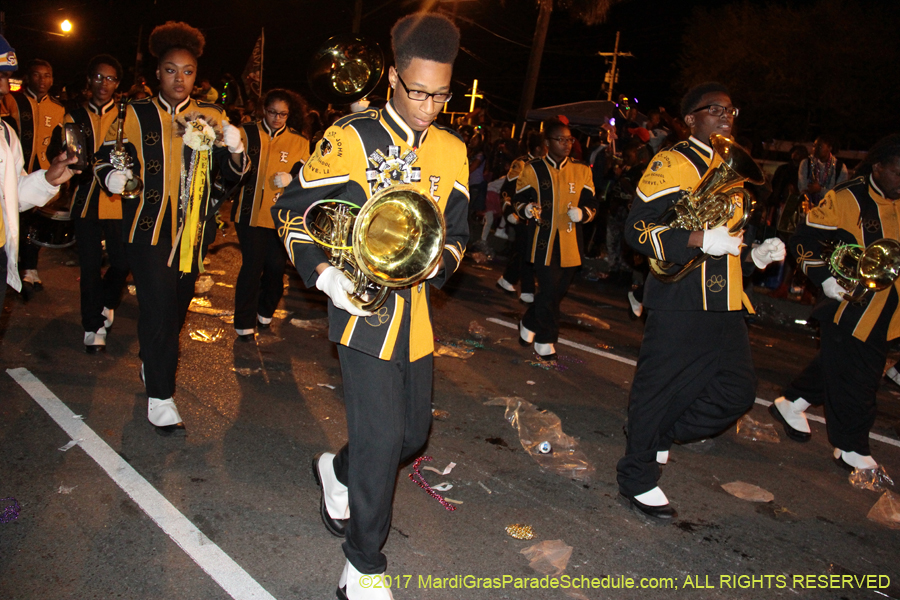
[94,21,247,434]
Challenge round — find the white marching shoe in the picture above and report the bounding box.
[313,452,350,537]
[84,327,107,354]
[519,292,534,303]
[519,321,535,346]
[769,396,811,442]
[148,397,184,427]
[833,448,878,470]
[337,560,394,600]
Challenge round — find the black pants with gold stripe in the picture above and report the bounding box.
[332,340,433,574]
[617,310,757,498]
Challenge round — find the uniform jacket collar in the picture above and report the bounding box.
[870,174,889,201]
[688,136,714,162]
[262,120,286,138]
[383,101,427,148]
[87,99,116,116]
[544,154,568,170]
[25,88,48,103]
[156,95,191,115]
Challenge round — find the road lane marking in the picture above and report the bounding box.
[485,317,900,450]
[6,368,277,600]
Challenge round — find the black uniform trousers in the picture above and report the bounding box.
[18,209,40,271]
[783,320,886,456]
[522,239,575,344]
[617,309,757,498]
[233,220,288,331]
[501,220,535,294]
[75,218,129,333]
[125,240,199,399]
[332,320,433,574]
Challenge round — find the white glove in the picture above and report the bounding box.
[315,266,372,317]
[524,203,538,219]
[701,226,743,256]
[822,276,846,301]
[751,237,787,269]
[426,260,442,279]
[507,213,520,226]
[222,122,244,154]
[273,172,292,189]
[567,205,583,223]
[106,169,133,195]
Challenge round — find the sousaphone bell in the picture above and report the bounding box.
[308,34,384,105]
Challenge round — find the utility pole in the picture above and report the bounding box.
[352,0,362,34]
[598,32,634,102]
[516,0,553,135]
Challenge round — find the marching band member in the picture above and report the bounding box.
[232,89,310,340]
[1,58,65,295]
[95,21,246,433]
[771,134,900,474]
[273,14,467,599]
[51,55,130,353]
[496,131,543,303]
[516,119,597,361]
[0,35,78,309]
[617,82,785,521]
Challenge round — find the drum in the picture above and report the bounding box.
[27,205,76,248]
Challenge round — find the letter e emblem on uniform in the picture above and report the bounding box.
[569,182,575,194]
[280,151,289,163]
[429,175,441,202]
[44,116,51,128]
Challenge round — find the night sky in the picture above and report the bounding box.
[3,0,805,119]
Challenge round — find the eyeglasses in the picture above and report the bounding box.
[549,136,576,144]
[90,74,119,84]
[691,104,739,118]
[265,109,289,118]
[396,73,452,104]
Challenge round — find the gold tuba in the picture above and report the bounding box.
[110,98,143,200]
[650,134,765,283]
[825,238,900,302]
[304,185,446,311]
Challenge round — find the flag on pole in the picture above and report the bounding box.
[242,29,264,100]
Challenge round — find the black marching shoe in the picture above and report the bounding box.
[621,493,678,522]
[312,453,347,537]
[767,402,811,443]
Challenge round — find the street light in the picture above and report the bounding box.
[60,19,72,33]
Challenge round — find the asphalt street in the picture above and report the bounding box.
[1,214,900,600]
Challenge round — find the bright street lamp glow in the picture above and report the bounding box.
[61,20,72,33]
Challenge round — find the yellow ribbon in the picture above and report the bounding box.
[179,149,210,274]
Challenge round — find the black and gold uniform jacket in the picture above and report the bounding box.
[515,155,597,267]
[1,89,65,172]
[233,121,310,229]
[94,96,246,251]
[501,153,534,221]
[50,100,121,220]
[272,101,469,362]
[626,136,755,312]
[791,175,900,342]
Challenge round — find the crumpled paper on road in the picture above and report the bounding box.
[867,491,900,529]
[485,397,594,481]
[520,540,572,576]
[721,481,774,503]
[194,275,214,294]
[736,413,780,443]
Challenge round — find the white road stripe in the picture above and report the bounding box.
[6,368,277,600]
[485,317,900,450]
